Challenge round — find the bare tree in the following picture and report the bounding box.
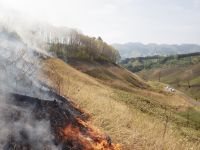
[161,106,171,150]
[162,106,169,139]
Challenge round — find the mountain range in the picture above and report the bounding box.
[112,42,200,59]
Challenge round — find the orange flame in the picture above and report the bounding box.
[62,118,121,150]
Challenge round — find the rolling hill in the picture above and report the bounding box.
[121,53,200,101]
[138,63,200,101]
[40,57,200,150]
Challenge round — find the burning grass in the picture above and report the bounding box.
[62,118,120,150]
[1,92,121,150]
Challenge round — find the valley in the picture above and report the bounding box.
[121,53,200,101]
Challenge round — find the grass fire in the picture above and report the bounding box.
[0,27,121,150]
[2,7,200,149]
[1,91,121,150]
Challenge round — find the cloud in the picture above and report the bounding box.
[193,0,200,7]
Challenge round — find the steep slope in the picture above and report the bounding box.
[67,58,148,91]
[41,58,200,150]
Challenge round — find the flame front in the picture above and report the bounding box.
[62,118,121,150]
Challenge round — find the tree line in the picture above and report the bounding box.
[121,52,200,73]
[49,30,120,63]
[122,52,200,65]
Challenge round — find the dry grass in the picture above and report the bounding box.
[41,58,200,150]
[138,63,200,100]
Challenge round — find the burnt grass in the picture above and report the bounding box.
[2,91,91,150]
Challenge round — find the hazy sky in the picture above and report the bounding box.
[0,0,200,44]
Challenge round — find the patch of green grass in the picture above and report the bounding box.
[111,89,175,119]
[176,108,200,141]
[179,108,200,128]
[191,76,200,85]
[111,89,200,142]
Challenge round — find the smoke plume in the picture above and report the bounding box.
[0,9,67,150]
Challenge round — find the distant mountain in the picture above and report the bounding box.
[112,42,200,59]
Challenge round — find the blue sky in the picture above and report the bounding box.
[0,0,200,44]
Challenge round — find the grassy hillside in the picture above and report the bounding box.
[67,58,148,90]
[121,53,200,101]
[41,58,200,150]
[138,64,200,100]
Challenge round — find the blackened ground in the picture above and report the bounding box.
[3,91,90,150]
[2,91,119,150]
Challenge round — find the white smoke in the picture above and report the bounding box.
[0,94,58,149]
[0,8,72,150]
[0,8,72,98]
[0,7,71,55]
[0,26,47,98]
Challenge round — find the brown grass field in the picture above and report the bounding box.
[40,58,200,150]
